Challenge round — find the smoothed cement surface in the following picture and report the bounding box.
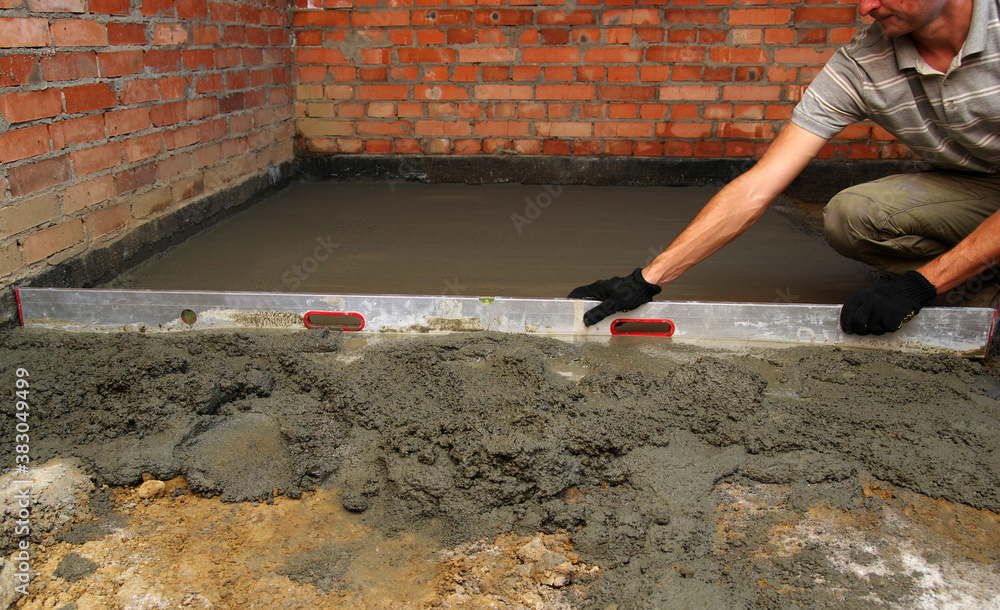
[110,181,873,304]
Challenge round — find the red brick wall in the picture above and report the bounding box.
[0,0,294,283]
[291,0,907,160]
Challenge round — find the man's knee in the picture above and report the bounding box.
[822,188,882,260]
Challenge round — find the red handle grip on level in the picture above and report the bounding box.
[609,318,675,337]
[303,311,365,331]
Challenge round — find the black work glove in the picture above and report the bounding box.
[840,270,937,335]
[567,268,662,327]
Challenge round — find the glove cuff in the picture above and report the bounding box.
[897,270,937,304]
[630,268,662,298]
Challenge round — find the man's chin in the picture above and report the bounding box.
[873,16,910,37]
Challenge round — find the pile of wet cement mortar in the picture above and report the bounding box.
[2,328,999,607]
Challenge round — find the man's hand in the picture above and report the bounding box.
[567,268,662,327]
[840,270,937,335]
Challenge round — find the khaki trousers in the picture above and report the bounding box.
[823,170,1000,274]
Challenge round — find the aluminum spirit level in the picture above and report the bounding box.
[15,288,997,357]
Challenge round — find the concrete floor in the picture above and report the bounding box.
[110,181,875,305]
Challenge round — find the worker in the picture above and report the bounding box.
[569,0,1000,335]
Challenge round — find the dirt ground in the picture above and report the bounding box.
[2,328,1000,609]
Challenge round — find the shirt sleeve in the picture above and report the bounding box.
[791,48,871,140]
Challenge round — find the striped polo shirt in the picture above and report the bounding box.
[791,0,1000,174]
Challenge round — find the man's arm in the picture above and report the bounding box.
[918,208,1000,293]
[839,198,1000,336]
[644,123,829,285]
[567,124,829,326]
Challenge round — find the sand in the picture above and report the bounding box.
[2,327,999,608]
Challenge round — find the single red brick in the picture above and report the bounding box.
[8,155,72,197]
[237,4,259,23]
[71,141,121,175]
[709,47,769,64]
[659,84,718,101]
[64,82,116,114]
[158,76,186,99]
[397,48,456,63]
[107,23,147,45]
[63,174,114,214]
[149,100,187,126]
[177,0,208,19]
[657,121,712,139]
[260,7,284,26]
[797,28,828,44]
[601,8,659,25]
[594,121,654,138]
[351,9,410,27]
[144,49,183,73]
[120,79,160,105]
[27,0,85,11]
[0,124,49,163]
[636,27,664,43]
[49,115,104,149]
[198,118,227,142]
[729,8,792,26]
[794,6,859,24]
[723,84,782,101]
[482,65,511,81]
[182,49,214,70]
[577,65,606,81]
[122,133,162,162]
[97,50,143,78]
[0,17,50,48]
[645,45,705,63]
[360,48,391,64]
[105,107,150,136]
[220,92,247,112]
[51,19,108,47]
[19,219,84,264]
[295,47,348,65]
[164,125,199,150]
[210,0,237,21]
[538,28,569,45]
[774,47,836,65]
[0,88,62,123]
[187,97,217,120]
[41,51,98,81]
[447,28,476,44]
[577,103,605,120]
[0,55,39,87]
[246,26,268,46]
[718,121,773,139]
[192,142,222,168]
[356,85,407,100]
[222,25,246,45]
[141,0,175,17]
[156,152,191,181]
[608,66,637,82]
[459,47,516,63]
[522,47,579,63]
[241,46,262,67]
[114,162,156,194]
[291,10,348,27]
[413,9,471,25]
[597,85,657,102]
[537,10,595,26]
[90,0,130,14]
[295,29,321,46]
[664,9,721,25]
[85,202,130,238]
[250,68,271,88]
[536,84,594,100]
